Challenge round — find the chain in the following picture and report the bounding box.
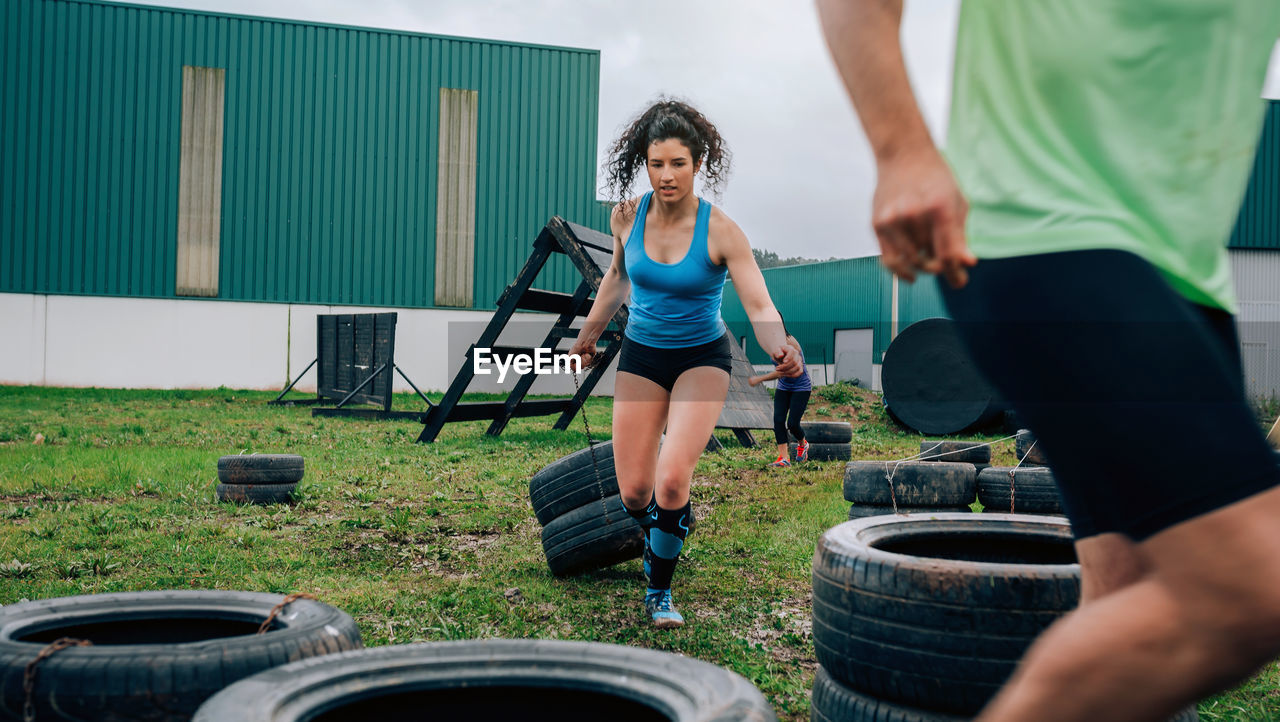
[1006,439,1036,515]
[24,638,92,722]
[571,365,611,525]
[257,592,318,634]
[884,461,903,515]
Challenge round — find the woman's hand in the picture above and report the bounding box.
[773,344,803,378]
[568,333,599,371]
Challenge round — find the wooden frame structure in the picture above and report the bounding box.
[417,216,773,445]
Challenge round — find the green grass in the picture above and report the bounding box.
[0,383,1276,720]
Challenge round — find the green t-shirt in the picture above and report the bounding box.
[947,1,1280,312]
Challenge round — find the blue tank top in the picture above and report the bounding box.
[623,191,728,348]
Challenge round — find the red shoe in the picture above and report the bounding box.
[797,439,810,462]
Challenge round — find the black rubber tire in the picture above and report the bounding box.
[811,665,963,722]
[1015,430,1050,466]
[977,467,1064,514]
[848,504,971,520]
[217,454,305,484]
[529,442,618,526]
[790,442,852,462]
[919,440,991,464]
[216,482,298,505]
[194,638,777,722]
[794,422,853,444]
[541,495,645,577]
[842,461,977,506]
[812,513,1079,715]
[880,318,1003,435]
[0,590,362,721]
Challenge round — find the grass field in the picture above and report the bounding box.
[1,383,1276,720]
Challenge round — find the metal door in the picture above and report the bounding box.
[834,328,874,388]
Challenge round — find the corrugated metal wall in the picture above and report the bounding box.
[722,256,948,366]
[1,0,610,308]
[1228,101,1279,250]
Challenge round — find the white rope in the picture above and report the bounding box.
[880,433,1023,516]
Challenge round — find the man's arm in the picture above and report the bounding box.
[815,0,976,288]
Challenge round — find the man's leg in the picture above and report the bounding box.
[940,250,1280,721]
[979,487,1280,722]
[1076,533,1147,603]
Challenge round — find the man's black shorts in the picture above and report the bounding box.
[941,249,1279,541]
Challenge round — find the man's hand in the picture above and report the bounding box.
[873,147,976,289]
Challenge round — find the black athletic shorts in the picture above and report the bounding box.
[940,249,1279,541]
[617,331,734,392]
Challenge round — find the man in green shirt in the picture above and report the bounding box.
[817,1,1280,720]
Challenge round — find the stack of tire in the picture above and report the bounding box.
[976,430,1067,516]
[2,590,361,720]
[842,457,977,520]
[216,453,305,504]
[810,513,1081,721]
[529,442,646,577]
[790,421,853,462]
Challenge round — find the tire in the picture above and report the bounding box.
[216,482,298,505]
[811,665,963,722]
[217,454,305,484]
[0,590,362,721]
[529,442,618,526]
[541,496,645,577]
[794,422,853,444]
[194,639,776,722]
[1015,430,1050,466]
[812,513,1079,715]
[843,461,977,506]
[848,504,970,520]
[790,442,851,462]
[977,467,1064,514]
[919,440,991,465]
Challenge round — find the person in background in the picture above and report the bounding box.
[750,331,812,467]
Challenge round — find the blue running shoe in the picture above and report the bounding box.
[644,589,684,629]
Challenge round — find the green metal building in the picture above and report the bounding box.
[722,258,946,371]
[1,0,610,310]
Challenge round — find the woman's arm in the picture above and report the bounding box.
[569,202,634,367]
[712,210,801,377]
[749,370,784,387]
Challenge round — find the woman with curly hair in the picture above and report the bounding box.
[569,99,800,628]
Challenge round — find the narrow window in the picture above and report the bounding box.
[434,88,478,307]
[175,66,225,297]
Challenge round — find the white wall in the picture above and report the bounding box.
[0,294,47,385]
[0,293,619,395]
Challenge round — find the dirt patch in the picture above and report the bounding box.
[738,594,816,668]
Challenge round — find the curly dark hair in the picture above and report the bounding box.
[604,98,731,207]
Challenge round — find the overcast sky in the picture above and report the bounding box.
[129,1,1278,261]
[126,0,963,260]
